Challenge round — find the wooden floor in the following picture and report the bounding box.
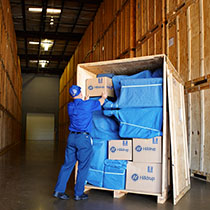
[0,140,210,210]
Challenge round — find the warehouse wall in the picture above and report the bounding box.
[22,74,59,141]
[0,0,22,153]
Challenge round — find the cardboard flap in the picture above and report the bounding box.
[166,58,190,205]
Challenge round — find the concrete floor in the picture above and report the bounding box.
[0,140,210,210]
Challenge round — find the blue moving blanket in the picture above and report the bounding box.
[103,78,163,109]
[86,139,108,187]
[112,70,152,98]
[103,159,127,190]
[91,109,120,140]
[103,108,163,138]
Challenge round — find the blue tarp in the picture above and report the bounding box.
[112,70,152,98]
[103,108,163,138]
[103,78,163,109]
[103,160,127,190]
[90,110,120,140]
[86,139,108,187]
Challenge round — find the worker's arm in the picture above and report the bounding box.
[99,92,107,106]
[84,95,89,101]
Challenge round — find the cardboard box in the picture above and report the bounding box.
[86,77,114,97]
[108,140,132,160]
[133,136,162,163]
[126,162,162,193]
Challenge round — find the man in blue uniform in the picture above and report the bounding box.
[53,85,107,201]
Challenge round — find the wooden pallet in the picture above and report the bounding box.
[84,184,168,203]
[191,170,210,182]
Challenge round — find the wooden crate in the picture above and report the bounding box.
[77,55,190,205]
[136,0,166,57]
[166,0,203,82]
[188,87,210,177]
[136,24,166,57]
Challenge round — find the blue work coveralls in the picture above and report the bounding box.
[54,98,101,196]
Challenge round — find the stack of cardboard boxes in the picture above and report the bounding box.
[108,137,162,193]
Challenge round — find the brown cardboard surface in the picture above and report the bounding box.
[86,77,114,97]
[108,140,132,160]
[126,162,162,193]
[133,136,162,163]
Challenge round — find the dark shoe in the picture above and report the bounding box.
[53,191,70,200]
[74,193,88,201]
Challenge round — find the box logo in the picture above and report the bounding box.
[88,85,93,90]
[135,145,142,152]
[123,140,128,146]
[98,78,103,83]
[110,146,116,153]
[152,138,158,144]
[131,173,139,182]
[147,166,153,173]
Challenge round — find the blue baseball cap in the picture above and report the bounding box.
[69,85,81,97]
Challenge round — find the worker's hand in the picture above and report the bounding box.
[102,92,107,100]
[84,95,89,100]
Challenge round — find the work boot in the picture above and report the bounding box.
[74,193,88,201]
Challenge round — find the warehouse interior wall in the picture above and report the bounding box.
[26,113,55,141]
[22,74,59,141]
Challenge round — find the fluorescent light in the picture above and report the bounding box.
[28,8,42,13]
[29,41,39,45]
[47,8,61,14]
[30,60,38,63]
[28,8,61,14]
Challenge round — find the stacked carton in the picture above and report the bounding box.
[126,137,162,193]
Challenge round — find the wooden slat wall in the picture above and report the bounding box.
[178,0,210,178]
[0,0,22,154]
[136,0,166,57]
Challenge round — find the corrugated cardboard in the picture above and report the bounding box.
[126,162,162,193]
[86,77,114,97]
[133,136,162,163]
[108,140,132,160]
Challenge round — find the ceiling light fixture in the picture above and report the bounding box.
[41,39,54,51]
[29,41,39,45]
[50,16,54,26]
[47,8,61,14]
[28,7,61,14]
[39,60,49,68]
[28,7,42,13]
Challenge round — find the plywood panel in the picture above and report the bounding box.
[178,11,188,82]
[203,89,210,173]
[189,2,200,79]
[167,18,177,70]
[167,59,190,205]
[189,92,201,171]
[203,0,210,75]
[167,0,178,14]
[136,0,142,42]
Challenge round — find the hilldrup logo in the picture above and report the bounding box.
[131,173,139,182]
[135,145,142,152]
[88,85,93,90]
[110,146,116,153]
